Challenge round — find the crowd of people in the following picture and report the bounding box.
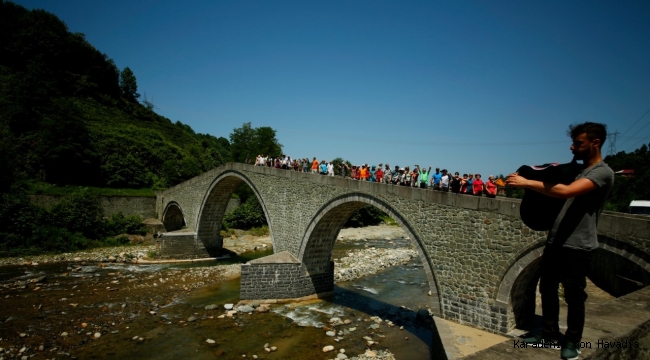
[252,155,500,197]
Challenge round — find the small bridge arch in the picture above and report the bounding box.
[162,201,186,232]
[496,236,650,330]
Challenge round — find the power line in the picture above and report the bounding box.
[624,133,650,154]
[617,106,650,149]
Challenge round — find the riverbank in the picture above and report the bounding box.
[0,225,417,359]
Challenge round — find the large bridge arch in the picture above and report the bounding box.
[195,170,275,255]
[297,193,443,317]
[496,237,650,331]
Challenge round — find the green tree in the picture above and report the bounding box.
[119,67,140,101]
[229,122,282,163]
[331,157,352,177]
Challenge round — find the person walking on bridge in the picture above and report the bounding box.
[506,122,614,360]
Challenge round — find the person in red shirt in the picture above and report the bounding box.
[473,174,484,196]
[485,175,498,198]
[375,166,384,183]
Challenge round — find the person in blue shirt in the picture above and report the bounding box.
[430,168,442,190]
[466,174,474,195]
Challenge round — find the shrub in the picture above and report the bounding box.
[344,206,387,228]
[223,196,267,230]
[32,226,89,252]
[106,212,146,236]
[102,235,130,247]
[49,190,106,239]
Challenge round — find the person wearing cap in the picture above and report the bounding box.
[431,168,442,190]
[396,167,406,186]
[451,172,462,193]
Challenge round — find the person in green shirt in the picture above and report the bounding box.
[417,165,432,189]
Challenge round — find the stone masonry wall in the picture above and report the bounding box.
[240,261,334,300]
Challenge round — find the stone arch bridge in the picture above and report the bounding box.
[156,163,650,334]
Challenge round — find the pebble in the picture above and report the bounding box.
[205,304,218,310]
[224,304,234,310]
[206,339,216,344]
[187,316,196,322]
[323,345,335,352]
[337,354,348,360]
[326,331,336,337]
[61,332,69,337]
[94,332,101,339]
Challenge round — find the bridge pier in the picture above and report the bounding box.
[158,230,223,258]
[240,251,334,301]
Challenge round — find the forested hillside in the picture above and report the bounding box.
[604,144,650,212]
[0,1,230,192]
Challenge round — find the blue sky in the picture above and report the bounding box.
[13,0,650,176]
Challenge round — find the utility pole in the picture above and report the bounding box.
[608,131,620,156]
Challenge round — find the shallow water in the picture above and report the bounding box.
[2,241,434,359]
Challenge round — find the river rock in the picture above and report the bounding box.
[224,304,234,310]
[206,339,216,344]
[205,304,218,310]
[237,305,254,313]
[337,354,348,359]
[255,304,270,313]
[94,332,101,339]
[326,331,336,336]
[323,345,335,352]
[187,316,196,322]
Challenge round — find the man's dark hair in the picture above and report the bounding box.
[568,122,607,148]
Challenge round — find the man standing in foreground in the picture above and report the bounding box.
[506,122,614,360]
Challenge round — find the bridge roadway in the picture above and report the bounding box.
[156,162,650,336]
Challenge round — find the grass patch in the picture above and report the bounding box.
[380,216,400,226]
[27,182,156,197]
[247,225,269,237]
